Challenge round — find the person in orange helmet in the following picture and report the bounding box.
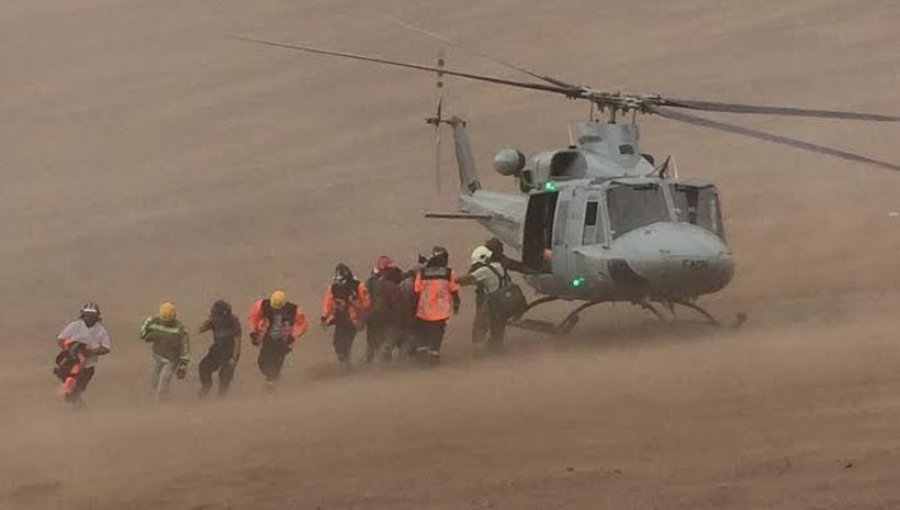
[321,263,370,366]
[248,290,308,390]
[413,246,460,364]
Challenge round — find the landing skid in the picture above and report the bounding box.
[509,296,746,335]
[511,298,662,335]
[660,299,747,329]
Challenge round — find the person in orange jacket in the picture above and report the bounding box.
[413,246,460,364]
[321,263,370,365]
[248,290,308,389]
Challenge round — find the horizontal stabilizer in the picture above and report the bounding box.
[425,212,493,220]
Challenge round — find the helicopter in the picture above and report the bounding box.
[235,32,900,334]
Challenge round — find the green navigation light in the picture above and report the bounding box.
[571,277,585,288]
[543,181,557,191]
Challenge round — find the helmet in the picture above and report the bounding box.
[333,263,353,285]
[429,246,449,267]
[80,302,100,316]
[270,290,287,310]
[373,255,395,274]
[210,300,231,317]
[157,302,177,321]
[471,246,493,266]
[484,237,504,258]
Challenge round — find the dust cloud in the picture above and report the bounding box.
[2,1,900,508]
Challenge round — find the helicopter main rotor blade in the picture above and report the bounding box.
[661,98,900,122]
[648,105,900,172]
[390,19,580,91]
[232,36,573,96]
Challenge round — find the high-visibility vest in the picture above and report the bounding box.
[248,299,309,343]
[414,266,459,321]
[321,281,370,327]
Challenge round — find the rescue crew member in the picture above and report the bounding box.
[413,246,460,363]
[248,290,308,390]
[55,302,111,406]
[396,254,427,359]
[364,256,404,363]
[458,246,510,356]
[141,301,190,402]
[484,236,532,274]
[321,264,371,365]
[197,300,242,397]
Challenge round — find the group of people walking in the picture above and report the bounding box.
[53,238,529,406]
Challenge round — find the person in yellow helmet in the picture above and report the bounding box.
[140,301,190,402]
[248,290,308,390]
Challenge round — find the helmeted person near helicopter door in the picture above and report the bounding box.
[413,246,460,363]
[248,290,308,390]
[141,301,190,402]
[197,300,242,397]
[55,302,111,406]
[458,246,511,356]
[321,264,371,365]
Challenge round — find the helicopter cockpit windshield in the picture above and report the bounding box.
[670,183,724,238]
[606,183,671,239]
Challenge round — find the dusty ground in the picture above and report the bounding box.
[2,0,900,508]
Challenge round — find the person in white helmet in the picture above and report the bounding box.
[55,302,111,406]
[457,246,511,356]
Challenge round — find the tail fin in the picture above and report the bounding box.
[447,117,481,195]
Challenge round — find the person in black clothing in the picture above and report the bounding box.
[364,256,405,363]
[321,264,371,365]
[197,300,242,397]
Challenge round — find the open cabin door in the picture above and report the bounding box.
[523,191,558,272]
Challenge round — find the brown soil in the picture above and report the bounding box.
[2,1,900,508]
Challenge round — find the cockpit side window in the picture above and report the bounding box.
[671,184,724,237]
[606,184,670,239]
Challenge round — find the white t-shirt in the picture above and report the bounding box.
[57,320,112,368]
[470,262,507,294]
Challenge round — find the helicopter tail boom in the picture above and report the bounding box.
[446,117,481,195]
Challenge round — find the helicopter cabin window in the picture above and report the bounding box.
[554,200,570,246]
[671,184,724,237]
[606,184,670,239]
[618,144,635,155]
[582,200,600,244]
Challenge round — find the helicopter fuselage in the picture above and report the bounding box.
[461,175,734,304]
[444,117,734,305]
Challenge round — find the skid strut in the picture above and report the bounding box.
[511,299,607,335]
[667,299,747,329]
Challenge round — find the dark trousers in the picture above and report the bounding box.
[65,367,95,403]
[333,321,358,363]
[199,347,235,396]
[472,303,507,354]
[365,318,397,363]
[257,340,290,382]
[415,319,447,353]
